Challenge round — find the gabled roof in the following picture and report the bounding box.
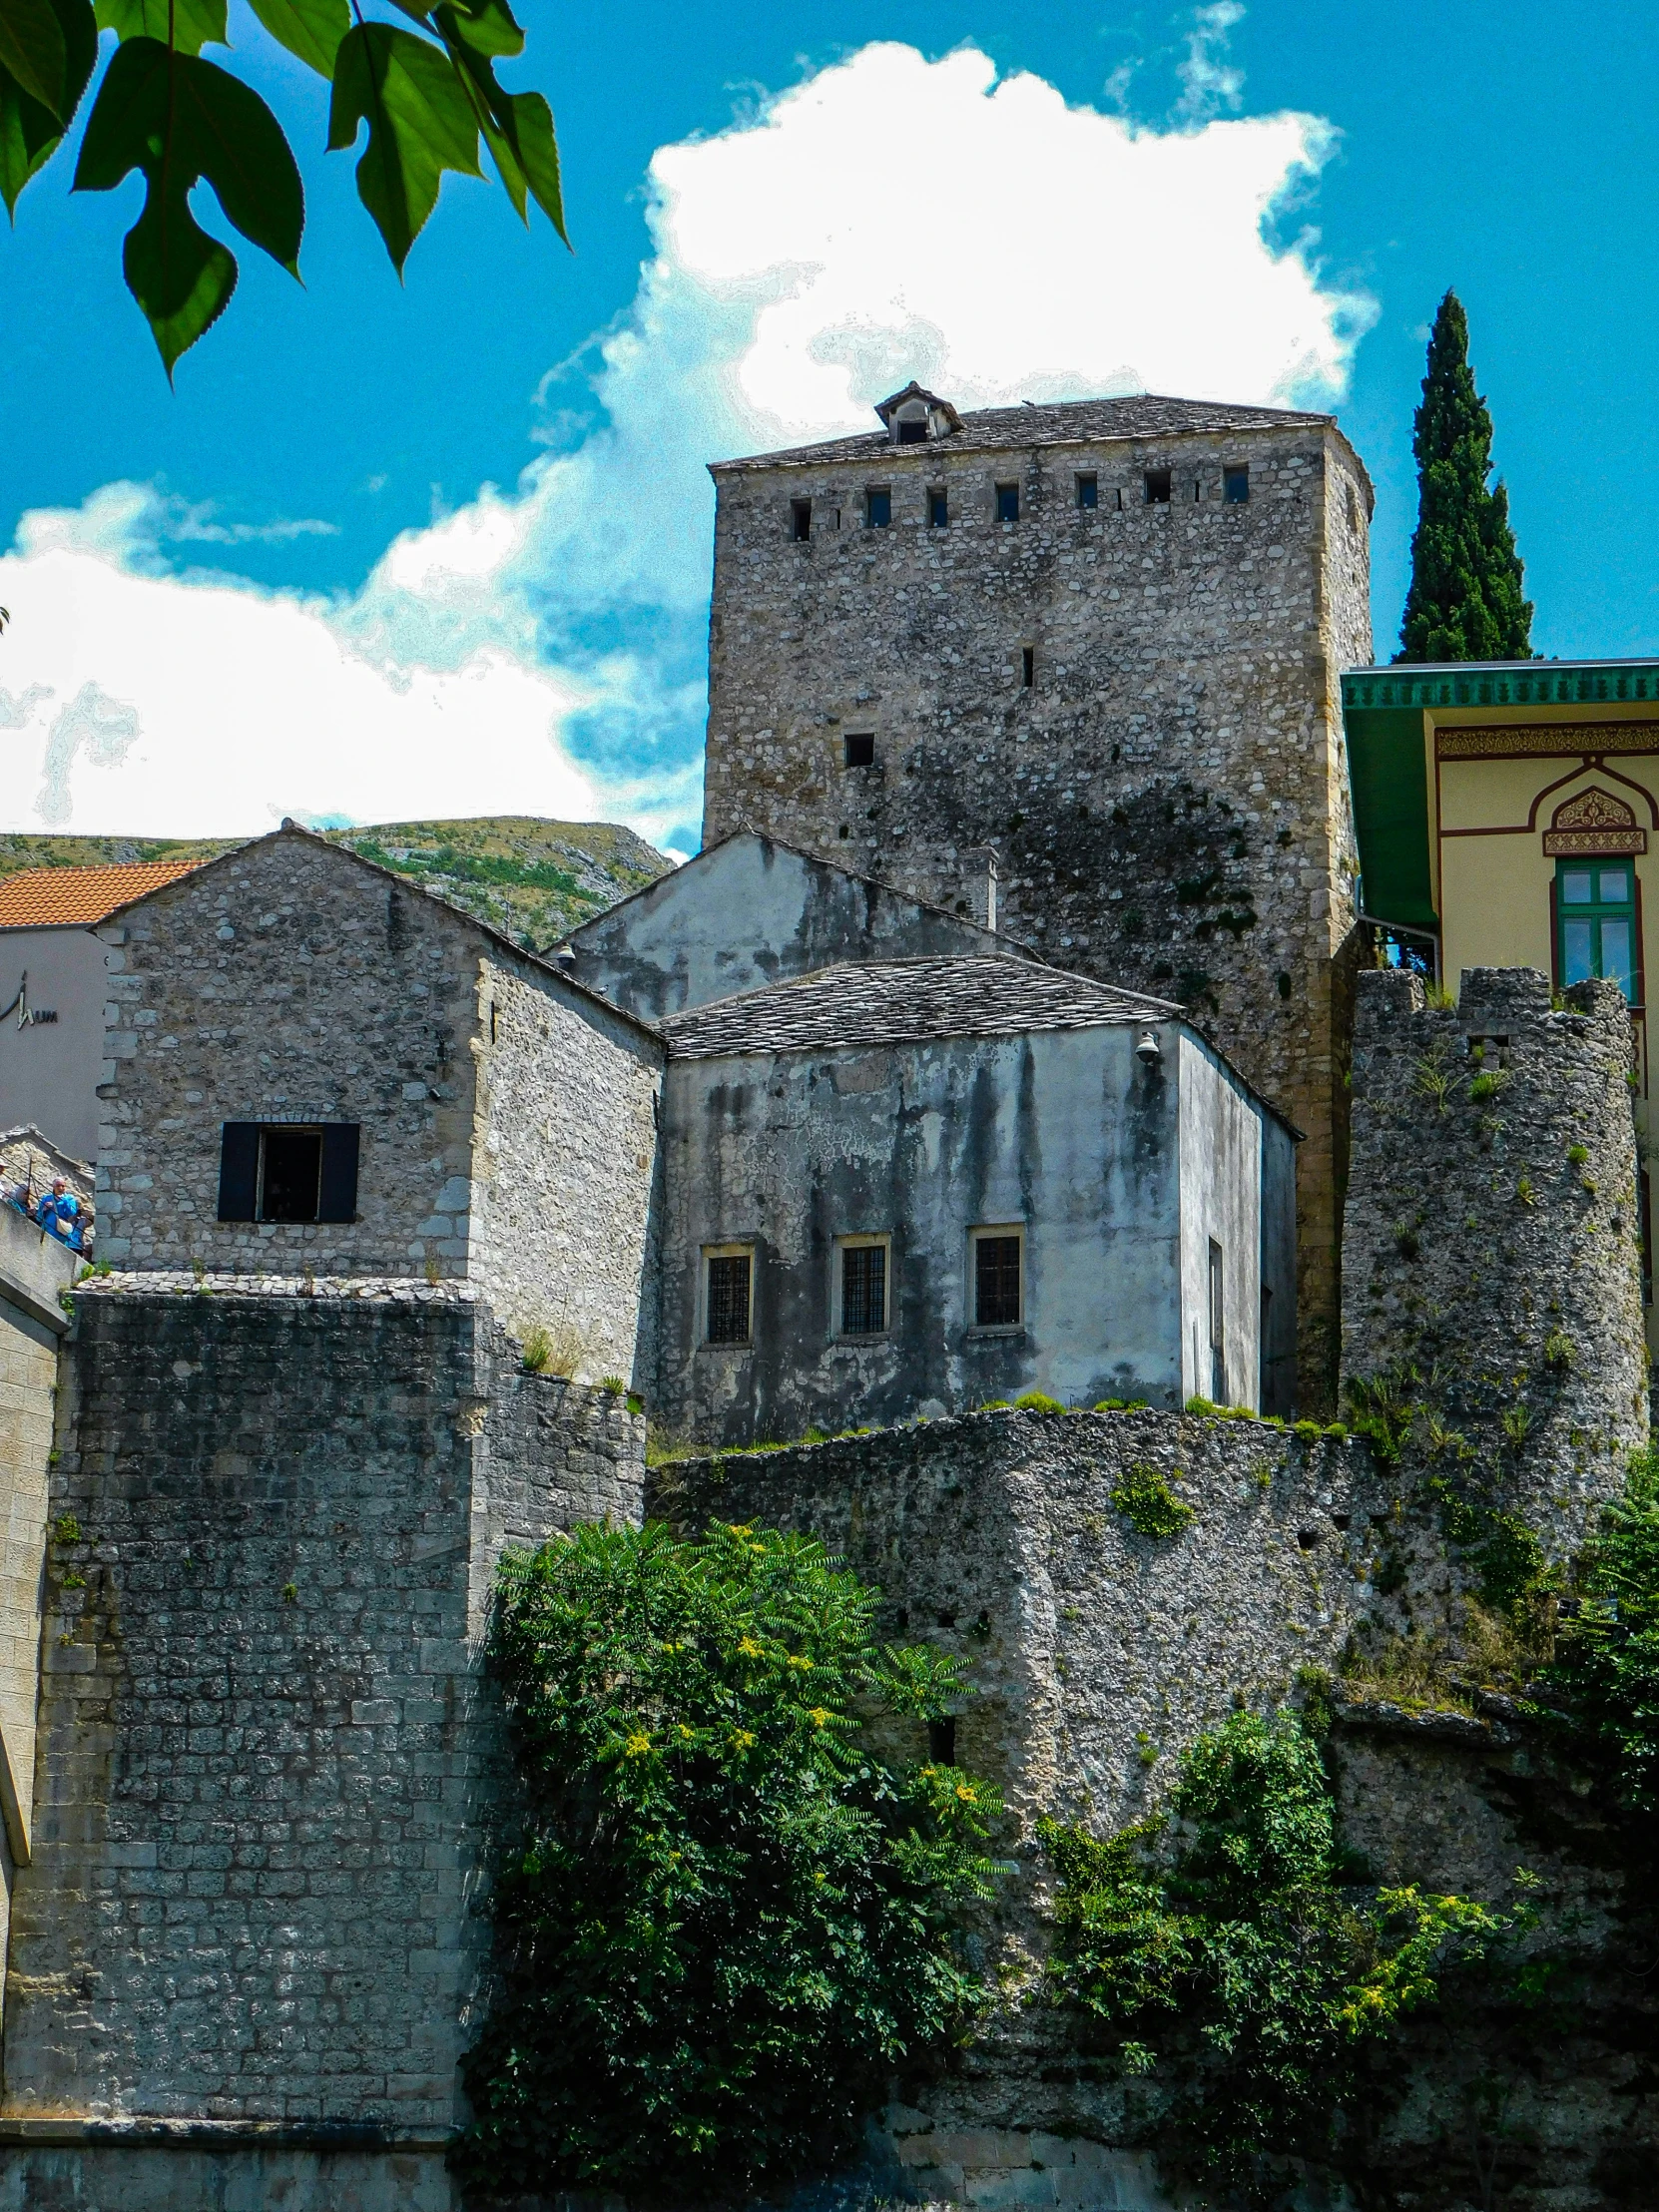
[873,381,964,433]
[659,956,1178,1059]
[556,826,1029,959]
[713,392,1346,476]
[0,857,208,928]
[96,824,666,1048]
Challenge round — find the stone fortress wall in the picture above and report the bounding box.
[702,407,1376,1393]
[0,1286,643,2211]
[1341,966,1649,1551]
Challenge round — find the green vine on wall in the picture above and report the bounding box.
[456,1521,1003,2203]
[1038,1710,1518,2208]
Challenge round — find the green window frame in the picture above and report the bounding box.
[1556,859,1638,1001]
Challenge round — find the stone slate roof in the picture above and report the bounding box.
[659,957,1178,1059]
[714,392,1335,473]
[0,857,206,927]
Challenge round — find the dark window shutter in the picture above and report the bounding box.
[218,1124,260,1221]
[317,1124,360,1223]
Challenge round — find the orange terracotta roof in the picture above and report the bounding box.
[0,858,208,928]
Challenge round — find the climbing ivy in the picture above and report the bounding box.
[1039,1709,1511,2208]
[456,1520,1003,2203]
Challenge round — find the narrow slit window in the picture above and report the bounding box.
[1021,646,1035,689]
[1224,465,1250,504]
[973,1231,1022,1328]
[864,486,891,529]
[706,1252,753,1344]
[1144,467,1172,504]
[840,1243,887,1335]
[1193,479,1202,501]
[927,1716,956,1763]
[844,732,875,769]
[1115,486,1124,511]
[791,498,812,541]
[927,488,948,528]
[1075,473,1098,510]
[995,482,1020,523]
[1208,1238,1227,1404]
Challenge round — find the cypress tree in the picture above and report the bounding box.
[1397,290,1533,662]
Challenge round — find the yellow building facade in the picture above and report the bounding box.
[1345,656,1659,1324]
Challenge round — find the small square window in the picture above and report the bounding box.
[1076,473,1098,510]
[1144,468,1172,504]
[791,498,812,541]
[897,417,927,444]
[865,487,891,529]
[996,483,1020,523]
[972,1229,1022,1329]
[844,732,875,769]
[928,488,948,528]
[839,1240,888,1335]
[1224,465,1249,504]
[219,1121,359,1224]
[706,1251,752,1345]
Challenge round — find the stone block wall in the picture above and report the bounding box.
[468,953,663,1384]
[1341,967,1649,1552]
[702,418,1375,1397]
[96,833,487,1277]
[0,1286,643,2206]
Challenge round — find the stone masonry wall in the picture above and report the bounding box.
[97,831,486,1277]
[468,952,663,1384]
[1341,967,1649,1553]
[702,419,1375,1398]
[1,1286,642,2200]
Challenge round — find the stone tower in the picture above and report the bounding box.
[702,388,1374,1398]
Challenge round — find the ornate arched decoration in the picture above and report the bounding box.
[1543,786,1647,856]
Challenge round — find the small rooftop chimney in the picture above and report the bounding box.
[961,846,999,933]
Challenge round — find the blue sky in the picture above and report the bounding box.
[1,0,1655,852]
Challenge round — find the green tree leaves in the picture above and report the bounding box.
[0,0,565,371]
[458,1520,1002,2202]
[75,39,302,373]
[328,21,479,274]
[0,0,95,216]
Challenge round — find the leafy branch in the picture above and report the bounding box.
[1,0,566,373]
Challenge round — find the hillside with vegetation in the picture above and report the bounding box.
[0,818,673,949]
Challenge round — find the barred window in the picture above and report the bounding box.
[973,1231,1022,1328]
[706,1252,752,1345]
[840,1243,886,1335]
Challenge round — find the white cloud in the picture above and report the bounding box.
[0,32,1373,854]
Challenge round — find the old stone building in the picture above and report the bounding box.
[702,388,1375,1393]
[93,826,664,1382]
[655,955,1296,1442]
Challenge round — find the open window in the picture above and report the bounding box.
[1144,467,1172,504]
[995,482,1019,523]
[218,1122,359,1224]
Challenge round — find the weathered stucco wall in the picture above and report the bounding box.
[1176,1030,1265,1409]
[562,832,1019,1022]
[702,415,1374,1396]
[469,953,663,1382]
[1342,966,1648,1550]
[96,832,486,1276]
[0,1286,642,2206]
[0,925,110,1165]
[657,1021,1238,1445]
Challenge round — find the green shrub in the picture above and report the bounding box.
[1543,1446,1659,1809]
[457,1521,1002,2202]
[1110,1463,1196,1540]
[1013,1390,1066,1413]
[1567,1143,1589,1166]
[1185,1394,1223,1417]
[1293,1420,1323,1441]
[597,1375,627,1395]
[1468,1069,1509,1103]
[1039,1710,1509,2207]
[520,1327,552,1375]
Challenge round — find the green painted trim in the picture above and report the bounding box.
[1346,707,1437,933]
[1343,663,1659,712]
